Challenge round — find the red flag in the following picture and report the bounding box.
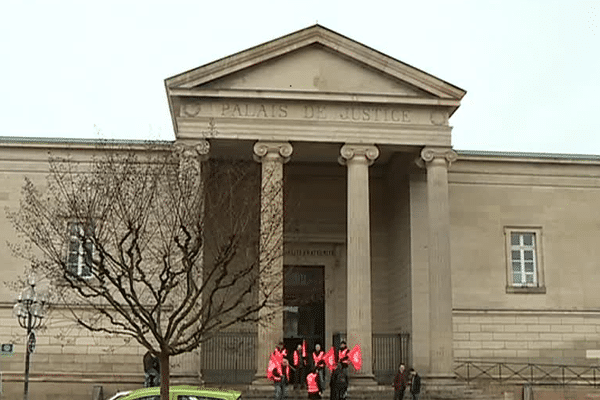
[324,347,337,371]
[267,351,283,381]
[348,344,362,371]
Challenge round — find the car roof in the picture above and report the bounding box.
[121,385,241,399]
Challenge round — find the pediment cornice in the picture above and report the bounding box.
[165,25,466,101]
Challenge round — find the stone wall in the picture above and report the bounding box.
[453,311,600,364]
[0,306,146,374]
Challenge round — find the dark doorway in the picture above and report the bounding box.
[283,265,325,359]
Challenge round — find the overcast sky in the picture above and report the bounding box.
[1,1,598,154]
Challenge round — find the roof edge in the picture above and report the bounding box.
[456,149,600,163]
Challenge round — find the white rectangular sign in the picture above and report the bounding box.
[586,350,600,358]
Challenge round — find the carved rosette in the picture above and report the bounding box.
[253,142,293,164]
[338,144,380,166]
[416,147,458,169]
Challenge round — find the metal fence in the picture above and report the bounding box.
[455,359,600,386]
[201,331,409,384]
[201,331,256,383]
[372,333,410,383]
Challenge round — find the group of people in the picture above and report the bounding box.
[269,341,350,400]
[268,341,421,400]
[393,363,421,400]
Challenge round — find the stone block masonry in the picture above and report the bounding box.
[453,310,600,364]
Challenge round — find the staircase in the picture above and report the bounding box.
[242,382,506,400]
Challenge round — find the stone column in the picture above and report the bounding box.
[339,144,379,384]
[419,147,457,378]
[252,141,293,385]
[173,140,210,385]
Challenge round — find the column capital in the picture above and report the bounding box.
[253,141,293,164]
[174,140,210,159]
[416,147,458,169]
[338,144,380,166]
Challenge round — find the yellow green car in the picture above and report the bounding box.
[113,386,242,400]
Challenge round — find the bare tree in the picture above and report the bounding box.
[6,142,284,400]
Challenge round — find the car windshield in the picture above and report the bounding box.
[107,392,131,400]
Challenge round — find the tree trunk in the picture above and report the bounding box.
[159,351,170,400]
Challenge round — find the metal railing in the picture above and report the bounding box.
[201,331,256,383]
[455,359,600,386]
[201,331,410,384]
[372,333,410,383]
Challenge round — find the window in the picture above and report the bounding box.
[66,221,93,279]
[504,227,545,293]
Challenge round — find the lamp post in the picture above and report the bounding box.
[12,277,48,400]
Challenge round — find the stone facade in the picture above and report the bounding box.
[0,25,599,399]
[453,311,600,362]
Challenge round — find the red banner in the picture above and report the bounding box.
[324,347,337,371]
[267,351,283,381]
[348,344,362,371]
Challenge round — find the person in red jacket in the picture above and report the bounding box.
[275,341,288,358]
[312,344,326,392]
[273,358,290,400]
[306,367,322,399]
[338,341,349,369]
[293,343,307,390]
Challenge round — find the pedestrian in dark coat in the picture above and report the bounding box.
[329,362,348,400]
[392,363,408,400]
[409,369,421,400]
[143,351,160,388]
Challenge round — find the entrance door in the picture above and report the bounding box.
[283,265,325,357]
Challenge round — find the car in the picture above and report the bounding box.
[116,385,242,400]
[106,391,132,400]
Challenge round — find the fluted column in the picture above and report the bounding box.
[252,141,293,385]
[419,147,457,377]
[339,144,379,384]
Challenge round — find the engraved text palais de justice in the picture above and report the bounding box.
[218,103,411,122]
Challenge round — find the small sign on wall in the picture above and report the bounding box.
[586,349,600,358]
[0,343,13,355]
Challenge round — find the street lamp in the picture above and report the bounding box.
[12,276,48,400]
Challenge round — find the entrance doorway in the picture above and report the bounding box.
[283,265,325,359]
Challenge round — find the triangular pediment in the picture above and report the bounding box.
[197,43,430,97]
[166,25,466,101]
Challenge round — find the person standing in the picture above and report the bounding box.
[275,341,288,358]
[329,361,348,400]
[312,344,326,393]
[338,341,349,369]
[393,363,408,400]
[307,367,322,399]
[273,358,290,400]
[293,343,307,389]
[143,351,160,388]
[409,369,421,400]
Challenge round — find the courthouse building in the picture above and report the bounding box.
[1,25,600,397]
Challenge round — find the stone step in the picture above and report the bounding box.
[242,385,505,400]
